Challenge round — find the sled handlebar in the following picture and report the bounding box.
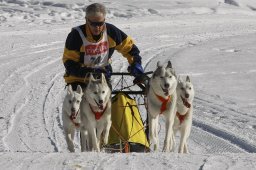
[111,71,153,76]
[112,91,145,95]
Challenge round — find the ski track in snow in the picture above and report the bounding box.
[2,56,62,151]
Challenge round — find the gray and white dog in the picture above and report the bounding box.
[147,61,177,152]
[173,75,194,153]
[62,85,83,152]
[80,73,112,152]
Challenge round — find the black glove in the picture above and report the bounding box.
[133,74,149,85]
[128,62,144,77]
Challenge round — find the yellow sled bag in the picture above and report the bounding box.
[107,92,149,153]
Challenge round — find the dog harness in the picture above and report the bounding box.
[176,95,191,124]
[73,26,109,67]
[176,112,187,124]
[154,93,171,114]
[89,104,107,120]
[69,110,80,128]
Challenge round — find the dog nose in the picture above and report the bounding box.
[99,100,103,104]
[164,83,169,88]
[71,107,75,112]
[185,93,189,98]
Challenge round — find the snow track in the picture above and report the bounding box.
[192,120,256,153]
[0,28,68,152]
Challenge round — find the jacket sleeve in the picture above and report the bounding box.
[62,29,89,78]
[107,24,142,65]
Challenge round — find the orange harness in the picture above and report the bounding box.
[176,112,187,124]
[154,93,171,114]
[89,104,107,120]
[176,96,191,124]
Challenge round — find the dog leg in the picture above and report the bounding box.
[178,126,187,153]
[171,130,176,152]
[96,125,104,150]
[148,115,154,149]
[172,125,179,152]
[90,127,100,152]
[80,128,89,152]
[103,120,112,145]
[183,125,191,154]
[65,128,75,152]
[149,115,159,151]
[163,118,173,152]
[154,116,159,151]
[184,141,189,153]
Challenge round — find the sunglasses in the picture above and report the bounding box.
[87,18,105,27]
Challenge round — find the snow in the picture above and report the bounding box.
[1,0,256,169]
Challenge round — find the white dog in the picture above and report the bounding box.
[147,61,177,152]
[173,76,194,153]
[80,74,112,152]
[62,85,83,152]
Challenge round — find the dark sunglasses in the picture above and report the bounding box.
[87,18,105,27]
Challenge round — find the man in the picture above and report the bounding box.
[63,3,144,90]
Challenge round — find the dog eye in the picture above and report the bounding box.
[160,76,164,78]
[102,91,105,94]
[169,76,172,78]
[94,92,97,94]
[189,87,192,90]
[181,87,185,90]
[76,100,80,103]
[69,100,72,104]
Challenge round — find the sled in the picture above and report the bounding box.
[105,72,152,153]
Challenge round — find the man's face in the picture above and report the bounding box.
[86,14,105,36]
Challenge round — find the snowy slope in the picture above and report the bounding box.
[1,0,256,169]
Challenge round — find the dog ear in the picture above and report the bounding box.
[88,73,96,84]
[166,61,172,69]
[100,73,107,84]
[153,67,161,79]
[76,85,83,95]
[177,75,182,83]
[67,85,73,95]
[173,70,177,78]
[186,75,191,82]
[157,61,162,68]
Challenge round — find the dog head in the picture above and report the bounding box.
[64,85,83,119]
[150,61,177,96]
[177,75,195,102]
[85,73,111,110]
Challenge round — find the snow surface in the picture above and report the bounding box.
[1,0,256,169]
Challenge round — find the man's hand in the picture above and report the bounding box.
[128,62,144,77]
[133,74,149,85]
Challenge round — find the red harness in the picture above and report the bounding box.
[69,110,80,128]
[154,93,171,114]
[176,96,191,124]
[176,112,187,124]
[89,104,107,120]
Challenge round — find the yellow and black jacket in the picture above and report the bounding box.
[63,23,142,84]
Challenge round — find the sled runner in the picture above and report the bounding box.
[105,72,152,153]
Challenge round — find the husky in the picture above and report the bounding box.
[147,61,177,152]
[80,73,112,152]
[173,76,194,153]
[62,85,83,152]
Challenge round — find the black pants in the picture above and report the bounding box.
[67,82,88,91]
[67,78,112,91]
